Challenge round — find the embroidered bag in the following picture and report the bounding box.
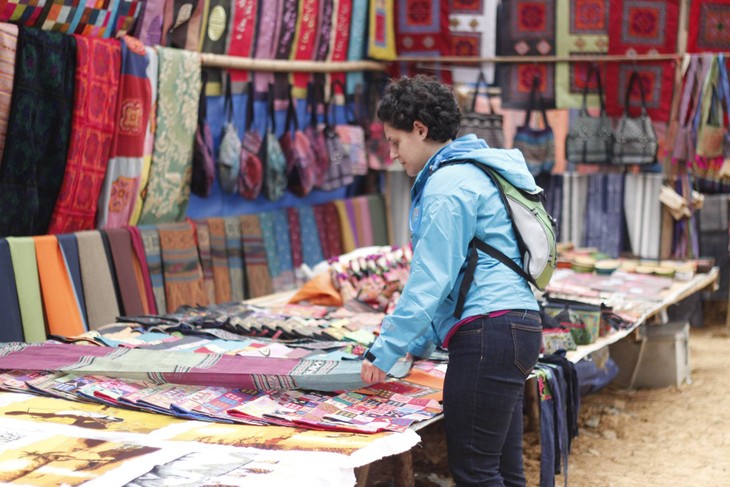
[458,70,504,148]
[612,71,659,165]
[304,82,330,187]
[513,76,555,176]
[318,84,354,191]
[260,83,288,201]
[695,57,725,161]
[565,65,613,164]
[279,84,317,197]
[218,76,242,194]
[238,81,264,200]
[332,80,368,176]
[191,72,215,197]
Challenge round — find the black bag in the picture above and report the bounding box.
[458,71,504,148]
[612,71,659,165]
[565,65,613,164]
[513,76,555,176]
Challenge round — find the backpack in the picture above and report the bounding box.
[440,160,558,318]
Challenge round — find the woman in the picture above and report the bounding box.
[360,75,542,486]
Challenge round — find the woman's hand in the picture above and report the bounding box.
[361,359,387,384]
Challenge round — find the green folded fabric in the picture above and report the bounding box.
[6,237,46,342]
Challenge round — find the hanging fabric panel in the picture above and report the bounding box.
[0,239,24,342]
[273,0,299,104]
[289,0,319,99]
[554,0,609,109]
[624,173,662,259]
[127,225,157,314]
[207,217,232,304]
[240,214,274,299]
[314,202,343,259]
[56,233,88,328]
[345,0,367,95]
[133,0,165,46]
[194,220,216,304]
[97,36,151,229]
[251,0,281,95]
[311,0,333,90]
[6,237,46,342]
[353,196,373,247]
[604,0,678,122]
[129,46,159,226]
[0,24,17,166]
[286,208,304,270]
[0,27,75,237]
[110,0,142,37]
[258,211,283,291]
[687,0,730,53]
[74,0,119,37]
[76,230,120,329]
[560,172,589,245]
[162,0,204,50]
[448,0,498,86]
[158,221,209,312]
[106,228,146,316]
[583,173,625,257]
[333,200,356,253]
[138,226,167,314]
[138,48,201,225]
[394,0,450,81]
[199,0,231,95]
[296,205,325,269]
[367,193,389,245]
[48,36,120,235]
[226,0,258,93]
[224,216,245,302]
[272,209,297,292]
[497,0,556,109]
[36,0,84,33]
[326,0,351,94]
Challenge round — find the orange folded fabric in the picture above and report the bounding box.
[33,235,86,337]
[288,273,343,307]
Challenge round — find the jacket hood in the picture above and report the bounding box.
[412,134,539,198]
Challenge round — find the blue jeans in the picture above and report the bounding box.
[443,310,542,486]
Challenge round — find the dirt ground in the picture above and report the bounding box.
[368,303,730,486]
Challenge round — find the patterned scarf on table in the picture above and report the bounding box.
[224,216,245,302]
[158,221,209,312]
[497,0,556,109]
[604,0,678,122]
[0,28,75,237]
[240,214,274,299]
[138,226,167,314]
[0,24,17,167]
[448,0,498,86]
[48,36,120,234]
[97,36,151,229]
[138,47,201,225]
[555,0,609,108]
[207,217,232,304]
[194,220,216,305]
[393,0,450,82]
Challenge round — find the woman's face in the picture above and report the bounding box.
[383,122,432,178]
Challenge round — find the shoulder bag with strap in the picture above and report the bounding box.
[458,70,504,148]
[260,83,288,201]
[513,76,555,176]
[238,81,264,200]
[191,71,215,197]
[565,64,613,164]
[218,74,242,194]
[612,70,659,165]
[279,83,317,197]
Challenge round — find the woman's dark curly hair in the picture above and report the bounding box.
[376,75,461,142]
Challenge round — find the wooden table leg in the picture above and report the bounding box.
[355,464,371,487]
[393,450,414,487]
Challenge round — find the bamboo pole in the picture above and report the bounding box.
[199,53,388,72]
[398,53,686,65]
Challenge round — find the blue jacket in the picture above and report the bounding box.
[367,134,540,373]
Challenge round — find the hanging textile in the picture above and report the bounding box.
[448,0,498,86]
[368,0,396,61]
[345,0,367,95]
[0,341,369,392]
[0,27,75,237]
[47,36,121,235]
[367,193,389,245]
[272,209,297,291]
[535,172,563,240]
[583,173,625,257]
[223,216,245,302]
[74,0,119,37]
[34,235,87,337]
[162,0,204,50]
[240,214,274,299]
[1,0,48,26]
[326,0,351,95]
[333,200,356,253]
[110,0,142,37]
[0,239,24,342]
[199,0,231,96]
[158,221,208,312]
[127,226,157,314]
[311,0,332,90]
[97,36,151,229]
[355,196,374,247]
[273,0,299,104]
[36,0,84,33]
[75,230,120,329]
[226,0,258,93]
[624,173,662,259]
[313,202,343,259]
[194,220,216,305]
[296,206,325,269]
[106,228,146,316]
[251,0,281,95]
[0,24,17,166]
[56,233,88,329]
[560,172,589,245]
[289,0,319,99]
[258,211,283,290]
[99,229,124,309]
[688,0,730,53]
[286,207,304,270]
[604,0,678,122]
[207,217,232,304]
[133,0,165,46]
[138,48,201,225]
[554,0,608,108]
[394,0,450,81]
[138,226,167,314]
[129,46,159,226]
[497,0,556,109]
[6,237,46,342]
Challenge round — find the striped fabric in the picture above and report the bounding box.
[138,225,167,314]
[207,217,231,304]
[106,227,145,316]
[127,225,156,314]
[157,221,208,312]
[367,193,389,245]
[272,210,297,292]
[297,205,324,268]
[286,207,303,269]
[352,196,373,247]
[76,230,120,330]
[194,220,216,304]
[313,202,343,259]
[333,200,356,253]
[224,216,245,302]
[0,24,17,167]
[240,214,274,299]
[56,233,88,328]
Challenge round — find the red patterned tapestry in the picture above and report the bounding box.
[687,0,730,53]
[449,0,498,85]
[392,0,451,82]
[604,0,678,122]
[497,0,557,109]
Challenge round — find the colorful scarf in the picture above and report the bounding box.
[74,0,118,37]
[227,0,259,93]
[326,0,351,96]
[106,228,146,317]
[313,202,343,259]
[0,28,75,236]
[207,217,232,304]
[252,0,281,95]
[333,200,356,253]
[6,237,46,342]
[194,220,216,305]
[3,0,49,26]
[158,221,209,312]
[555,0,608,108]
[56,233,88,329]
[199,0,231,96]
[76,230,121,329]
[352,196,373,248]
[127,225,157,314]
[272,209,297,291]
[287,207,303,269]
[497,0,556,109]
[138,48,200,225]
[604,0,678,122]
[36,0,84,32]
[133,0,165,46]
[289,0,319,99]
[687,0,730,53]
[0,24,17,167]
[448,0,498,85]
[110,0,142,37]
[224,216,245,302]
[162,0,204,50]
[97,36,151,229]
[48,36,121,235]
[273,0,299,104]
[138,226,167,314]
[240,214,274,299]
[297,205,324,268]
[34,235,87,337]
[129,46,159,226]
[394,0,450,81]
[0,238,24,342]
[367,193,389,245]
[258,211,283,290]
